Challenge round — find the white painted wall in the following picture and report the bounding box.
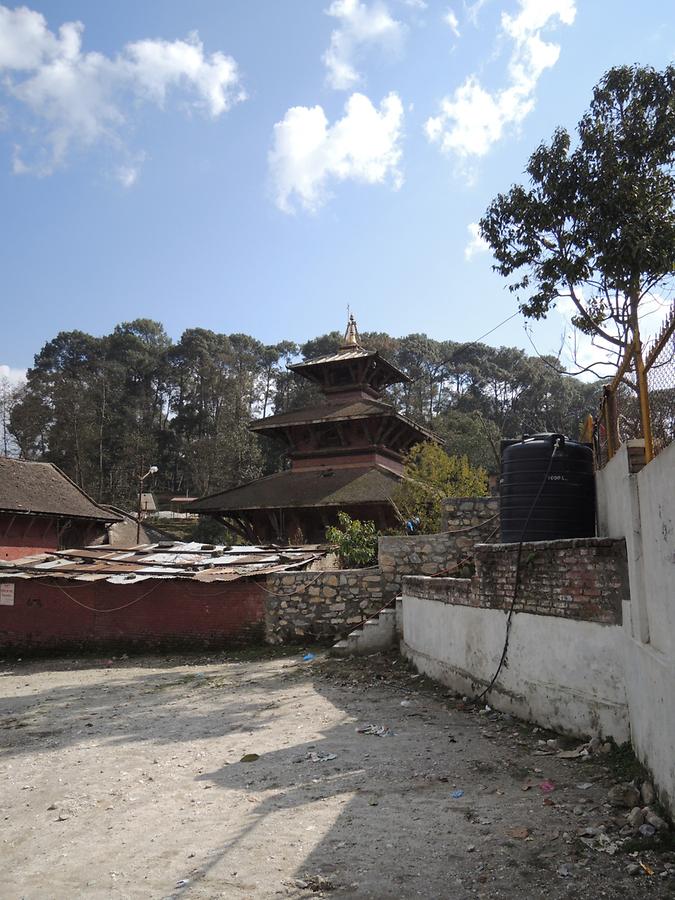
[597,441,675,812]
[401,594,629,742]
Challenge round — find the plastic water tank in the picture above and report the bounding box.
[499,433,595,543]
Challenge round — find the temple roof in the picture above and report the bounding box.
[289,347,411,388]
[189,465,402,513]
[250,397,437,441]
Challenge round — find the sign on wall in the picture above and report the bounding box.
[0,584,15,606]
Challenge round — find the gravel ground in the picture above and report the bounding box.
[1,648,673,899]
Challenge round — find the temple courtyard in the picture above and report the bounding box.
[1,650,673,899]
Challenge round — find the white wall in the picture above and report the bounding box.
[597,441,675,812]
[401,594,629,742]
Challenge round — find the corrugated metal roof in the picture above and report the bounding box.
[0,541,328,585]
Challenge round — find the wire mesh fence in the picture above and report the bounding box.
[596,304,675,469]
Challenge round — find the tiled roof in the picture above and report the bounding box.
[190,465,402,513]
[0,458,122,522]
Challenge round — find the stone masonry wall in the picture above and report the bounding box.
[378,506,500,598]
[265,568,388,643]
[441,496,499,532]
[403,537,628,625]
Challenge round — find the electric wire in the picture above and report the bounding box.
[474,437,561,704]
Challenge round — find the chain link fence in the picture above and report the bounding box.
[596,304,675,469]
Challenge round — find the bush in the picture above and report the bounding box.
[325,512,378,568]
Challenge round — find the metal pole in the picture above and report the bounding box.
[136,475,143,545]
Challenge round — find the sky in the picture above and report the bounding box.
[0,0,674,383]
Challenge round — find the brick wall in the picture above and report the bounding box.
[264,568,387,643]
[403,537,628,625]
[0,578,265,652]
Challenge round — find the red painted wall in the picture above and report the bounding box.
[0,514,105,561]
[0,578,266,652]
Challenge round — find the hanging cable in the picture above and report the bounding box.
[474,435,561,704]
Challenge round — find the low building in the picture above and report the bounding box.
[0,541,327,651]
[0,458,122,561]
[191,317,438,542]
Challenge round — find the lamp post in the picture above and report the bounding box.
[136,465,158,544]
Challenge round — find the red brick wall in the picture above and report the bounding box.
[0,578,266,652]
[402,537,628,626]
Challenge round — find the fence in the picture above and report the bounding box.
[596,305,675,467]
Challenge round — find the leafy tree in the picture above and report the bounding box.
[480,65,675,372]
[393,442,488,534]
[325,512,378,568]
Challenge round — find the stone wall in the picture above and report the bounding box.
[378,507,499,597]
[264,568,388,643]
[441,496,499,532]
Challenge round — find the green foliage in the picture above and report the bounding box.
[325,512,378,568]
[394,442,488,534]
[480,65,675,362]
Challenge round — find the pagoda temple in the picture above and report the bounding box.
[190,317,438,543]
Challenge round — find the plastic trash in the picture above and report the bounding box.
[302,653,315,662]
[356,724,392,737]
[539,780,555,793]
[307,752,337,763]
[451,789,464,799]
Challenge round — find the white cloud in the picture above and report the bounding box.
[323,0,404,90]
[443,9,461,37]
[0,365,27,387]
[464,222,489,259]
[269,91,404,213]
[0,5,245,176]
[464,0,490,27]
[401,0,427,8]
[426,0,575,159]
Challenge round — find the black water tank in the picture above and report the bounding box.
[499,433,595,543]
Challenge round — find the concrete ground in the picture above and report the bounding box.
[1,649,673,900]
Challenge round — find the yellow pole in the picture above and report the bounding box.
[633,327,654,463]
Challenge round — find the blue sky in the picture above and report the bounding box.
[0,0,673,380]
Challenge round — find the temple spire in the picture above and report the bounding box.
[341,313,360,349]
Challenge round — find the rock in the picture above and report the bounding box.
[608,784,641,808]
[645,811,669,832]
[627,807,645,830]
[626,863,641,876]
[641,782,656,805]
[639,823,656,838]
[557,863,574,878]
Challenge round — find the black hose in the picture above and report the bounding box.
[474,437,561,704]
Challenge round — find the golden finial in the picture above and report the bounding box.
[343,313,360,348]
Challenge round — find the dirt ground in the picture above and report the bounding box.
[1,648,673,900]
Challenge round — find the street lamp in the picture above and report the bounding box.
[136,465,158,544]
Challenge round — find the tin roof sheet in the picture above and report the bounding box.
[0,541,327,585]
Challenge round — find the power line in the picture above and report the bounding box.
[410,310,521,383]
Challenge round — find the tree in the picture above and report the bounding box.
[480,65,675,373]
[325,512,378,568]
[393,442,488,534]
